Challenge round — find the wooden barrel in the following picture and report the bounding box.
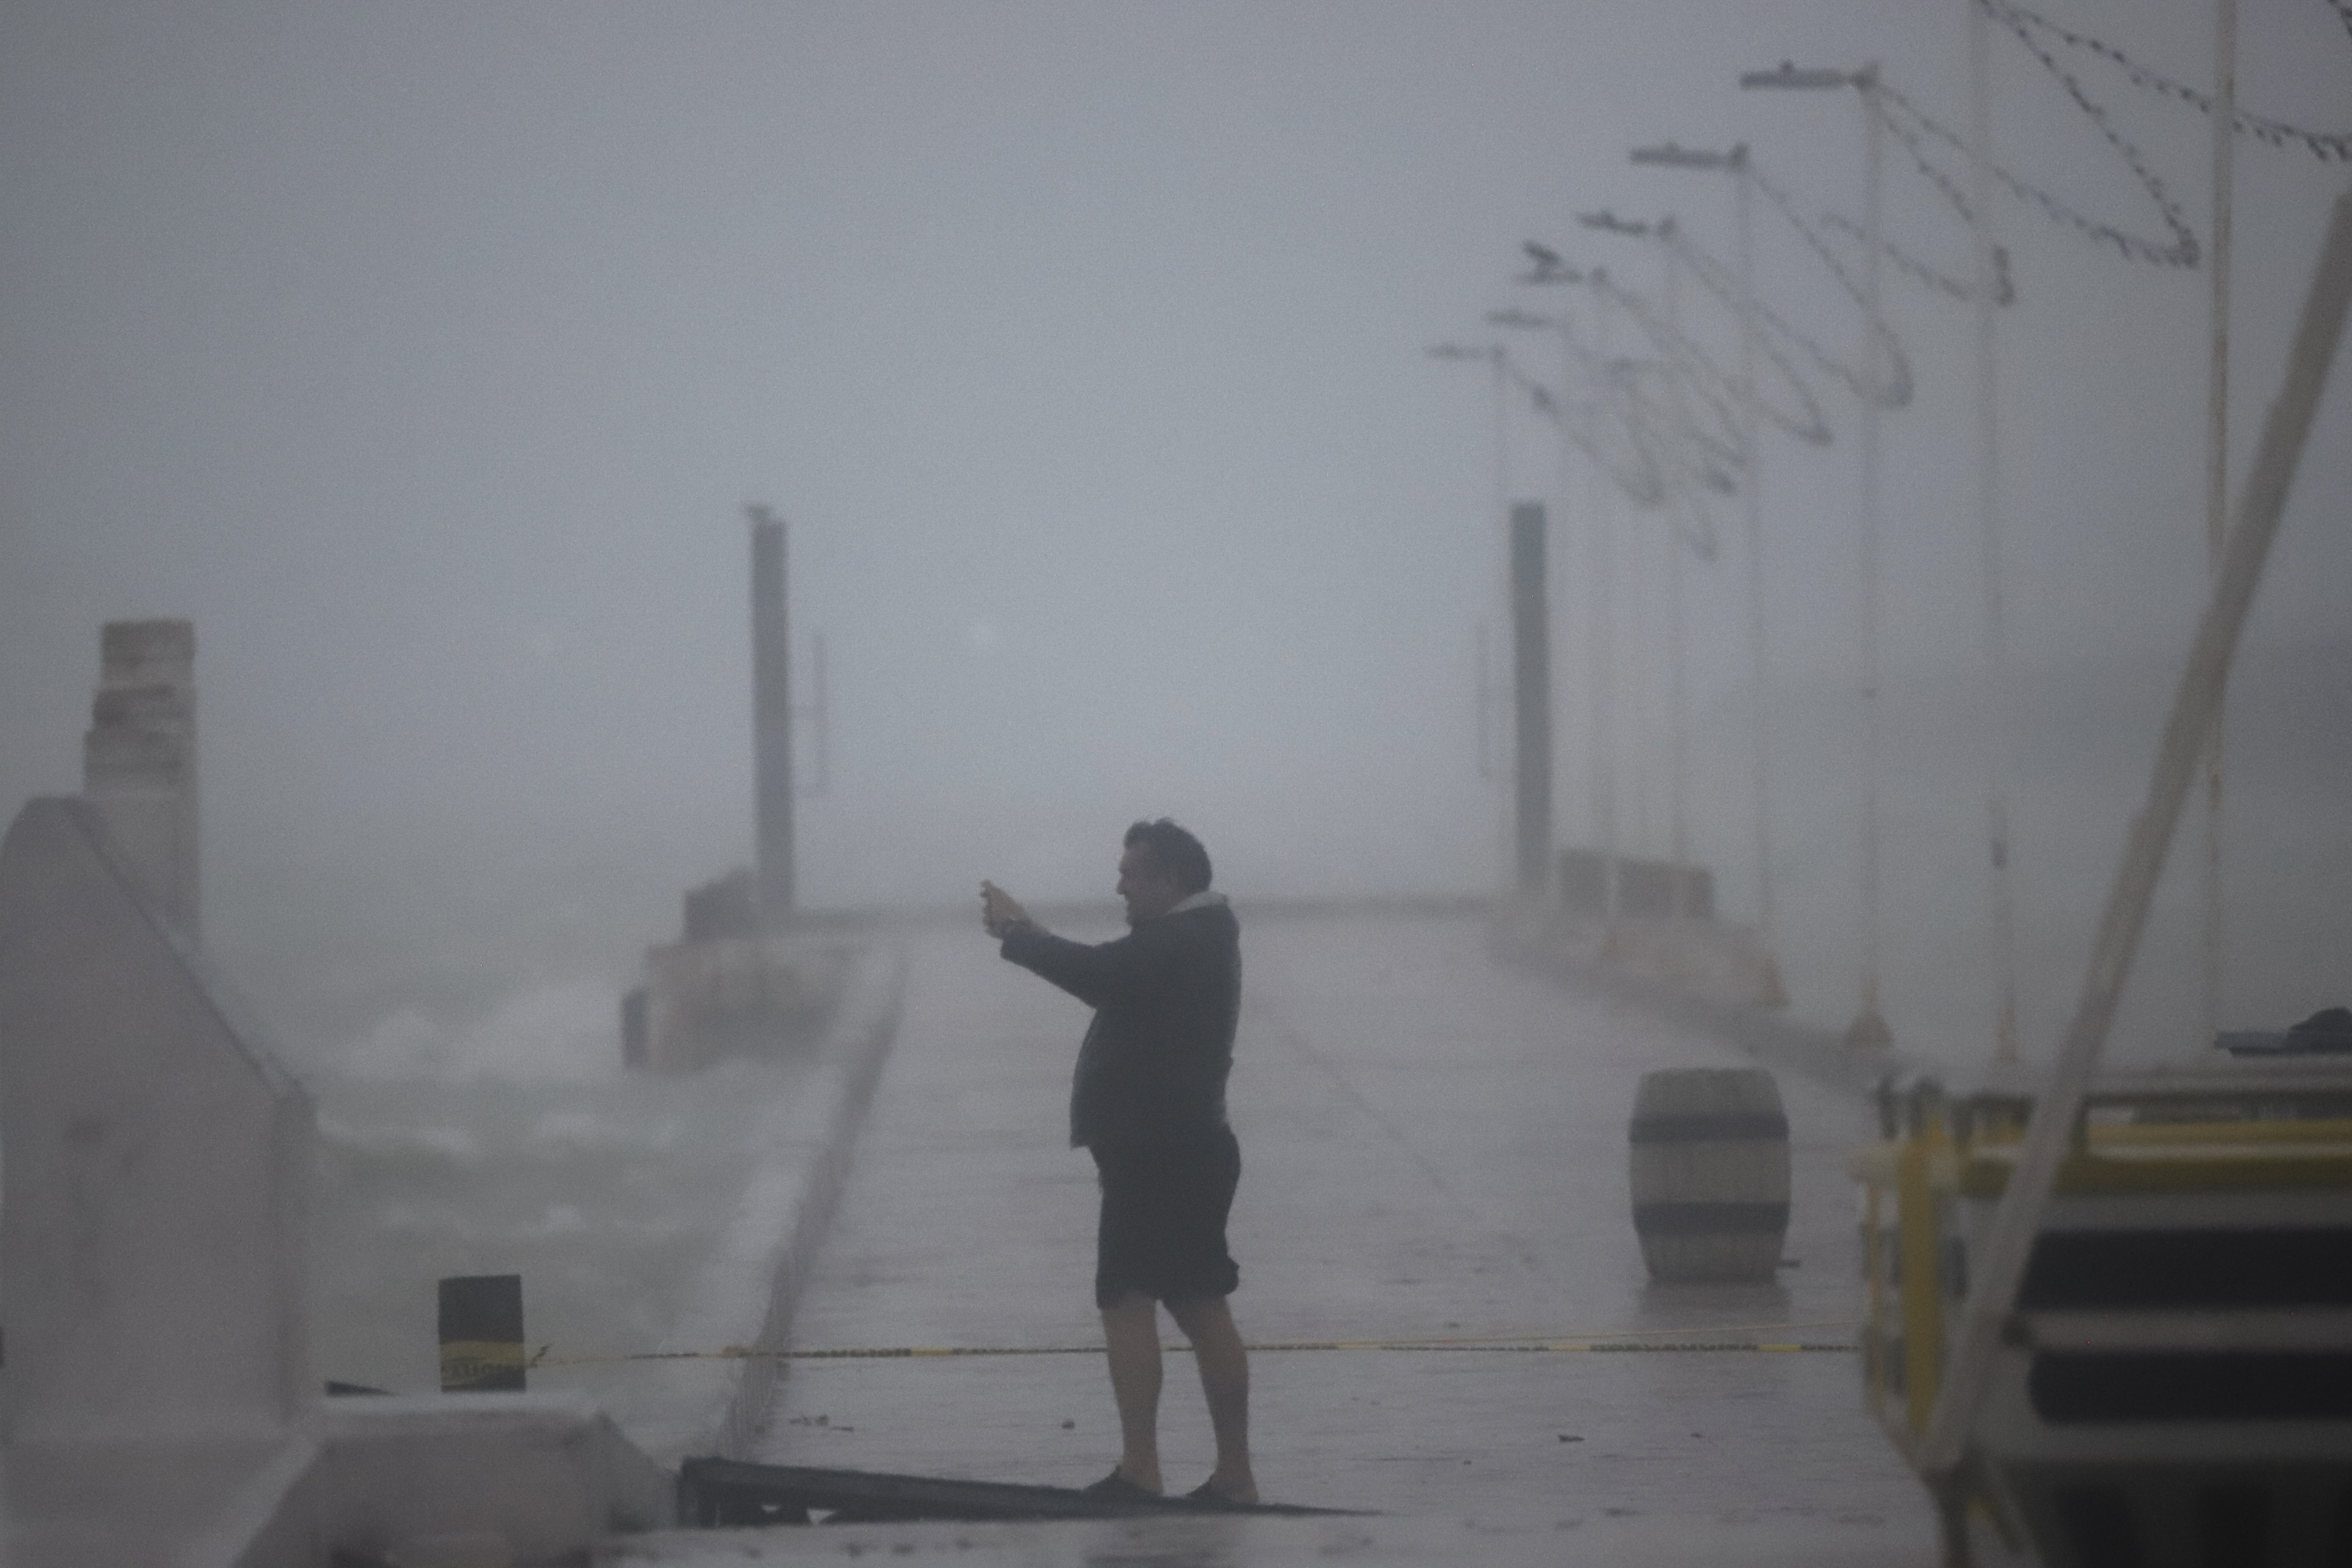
[1628,1068,1790,1283]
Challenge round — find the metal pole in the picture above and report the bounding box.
[1969,0,2022,1066]
[809,632,830,796]
[1492,347,1516,892]
[1587,339,1623,920]
[1429,341,1516,830]
[1556,318,1623,917]
[1846,64,1893,1050]
[1550,324,1587,860]
[1510,503,1554,895]
[749,506,795,923]
[1475,623,1494,781]
[1919,185,2352,1492]
[1662,245,1694,916]
[2201,0,2238,1047]
[1735,152,1780,960]
[1609,367,1657,860]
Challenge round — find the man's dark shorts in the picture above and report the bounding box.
[1090,1127,1241,1310]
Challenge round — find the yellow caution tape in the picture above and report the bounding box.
[440,1338,527,1387]
[532,1320,1858,1369]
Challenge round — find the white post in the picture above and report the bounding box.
[1491,346,1516,893]
[1551,317,1586,865]
[1585,332,1624,920]
[1735,152,1780,959]
[1968,0,2022,1065]
[2200,0,2238,1047]
[1846,64,1893,1050]
[1661,244,1695,915]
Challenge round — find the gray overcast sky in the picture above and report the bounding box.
[3,1,2346,1058]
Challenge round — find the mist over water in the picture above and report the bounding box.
[312,1051,799,1395]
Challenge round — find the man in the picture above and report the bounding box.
[979,819,1257,1506]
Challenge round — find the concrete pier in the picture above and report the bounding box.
[700,910,1939,1563]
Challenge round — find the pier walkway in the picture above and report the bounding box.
[621,907,1940,1564]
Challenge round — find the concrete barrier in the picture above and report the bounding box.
[1490,894,1786,1014]
[1490,898,1908,1096]
[0,797,685,1567]
[0,797,312,1566]
[184,1393,670,1568]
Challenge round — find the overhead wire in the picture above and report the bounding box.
[1982,0,2352,165]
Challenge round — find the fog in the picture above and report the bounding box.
[3,0,2347,1075]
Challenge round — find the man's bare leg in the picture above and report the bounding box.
[1099,1292,1164,1492]
[1167,1294,1257,1504]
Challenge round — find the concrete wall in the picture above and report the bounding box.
[0,797,685,1566]
[0,798,312,1447]
[0,797,313,1565]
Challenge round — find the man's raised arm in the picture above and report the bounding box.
[981,879,1150,1009]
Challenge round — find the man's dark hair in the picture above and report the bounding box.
[1125,818,1212,895]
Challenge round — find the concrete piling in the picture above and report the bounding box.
[439,1276,528,1393]
[81,618,200,940]
[749,508,794,924]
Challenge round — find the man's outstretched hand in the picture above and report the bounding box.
[980,879,1032,939]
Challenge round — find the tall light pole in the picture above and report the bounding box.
[1490,302,1617,919]
[1965,7,2024,1066]
[1629,221,1699,920]
[1429,340,1516,888]
[1493,289,1624,923]
[1631,140,1785,990]
[2200,0,2239,1050]
[1742,58,1893,1051]
[1659,240,1695,918]
[1573,215,1666,864]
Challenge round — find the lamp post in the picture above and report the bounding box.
[1511,271,1635,923]
[1569,215,1667,865]
[1964,8,2024,1066]
[2199,0,2238,1050]
[1584,209,1700,922]
[1742,58,1894,1051]
[1489,303,1619,920]
[1631,141,1783,986]
[1428,340,1516,887]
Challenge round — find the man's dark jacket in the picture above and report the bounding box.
[999,897,1241,1151]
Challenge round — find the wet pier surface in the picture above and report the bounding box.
[629,909,1940,1564]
